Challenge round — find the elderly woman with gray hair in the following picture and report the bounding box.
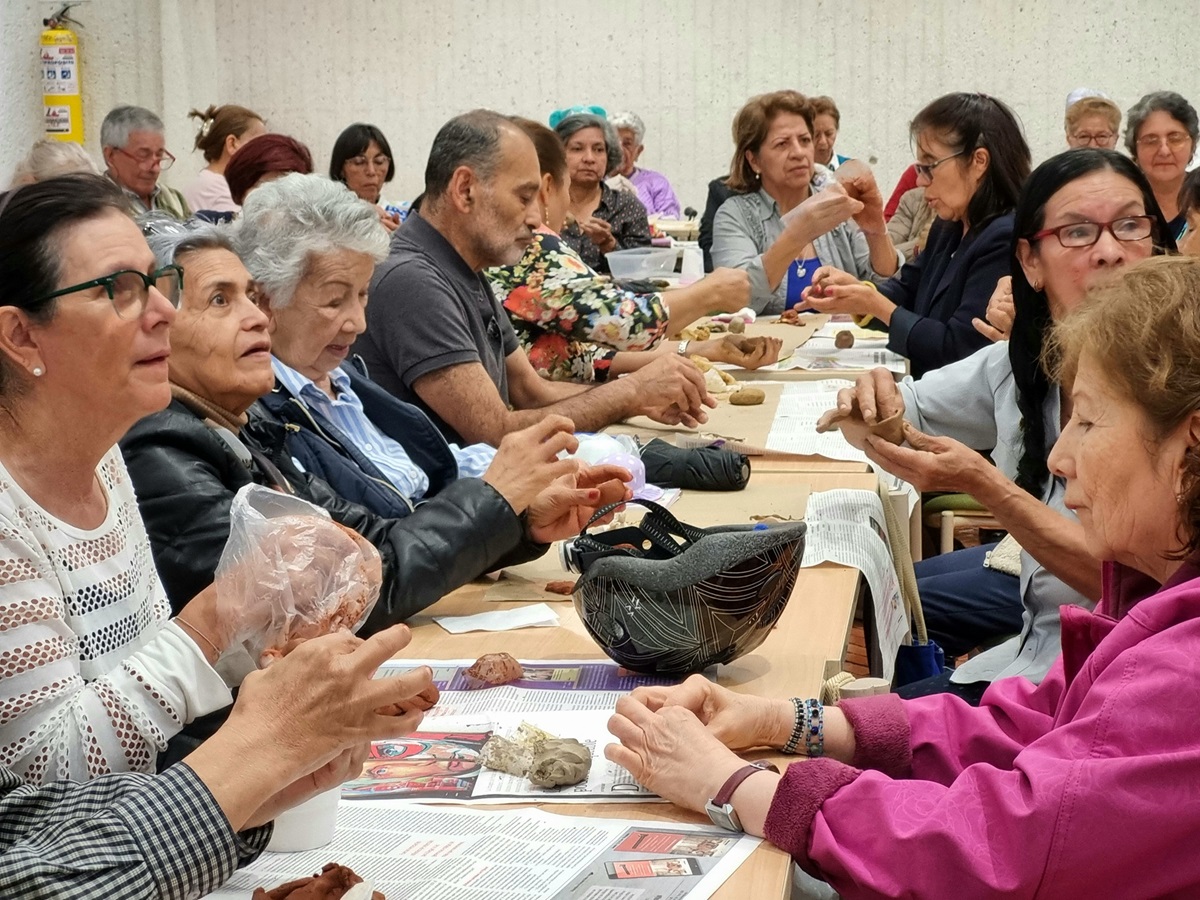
[1126,90,1199,241]
[122,174,631,640]
[610,111,681,218]
[237,174,505,518]
[554,113,652,273]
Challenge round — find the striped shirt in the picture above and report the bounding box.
[272,358,496,501]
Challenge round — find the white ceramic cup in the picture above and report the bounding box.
[266,786,340,853]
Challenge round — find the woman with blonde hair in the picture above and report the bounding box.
[9,139,99,186]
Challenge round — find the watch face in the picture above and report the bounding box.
[705,800,742,833]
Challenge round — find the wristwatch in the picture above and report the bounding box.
[704,761,779,832]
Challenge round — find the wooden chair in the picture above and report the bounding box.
[922,493,1006,554]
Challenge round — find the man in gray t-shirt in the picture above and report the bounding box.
[356,213,519,442]
[354,110,713,448]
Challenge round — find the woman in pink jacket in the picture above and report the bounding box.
[607,255,1200,898]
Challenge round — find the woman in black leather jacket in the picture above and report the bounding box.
[121,221,630,631]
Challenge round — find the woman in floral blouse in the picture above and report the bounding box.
[489,118,780,382]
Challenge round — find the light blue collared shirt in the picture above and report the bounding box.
[271,358,496,501]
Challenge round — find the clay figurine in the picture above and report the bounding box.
[816,398,905,450]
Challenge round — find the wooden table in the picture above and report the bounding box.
[402,470,878,899]
[605,380,865,470]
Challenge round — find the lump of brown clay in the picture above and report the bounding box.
[544,579,576,595]
[728,317,746,334]
[834,329,855,349]
[819,399,905,450]
[463,652,524,688]
[527,738,592,788]
[729,387,766,406]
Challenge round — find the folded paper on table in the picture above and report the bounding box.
[433,603,559,634]
[801,489,910,681]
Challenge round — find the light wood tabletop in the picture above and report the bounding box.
[400,469,879,899]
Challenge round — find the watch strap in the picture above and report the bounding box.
[712,760,779,807]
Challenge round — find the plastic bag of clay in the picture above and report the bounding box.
[214,484,382,667]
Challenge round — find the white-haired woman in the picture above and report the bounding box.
[609,111,681,218]
[123,174,631,636]
[9,139,99,186]
[236,174,515,520]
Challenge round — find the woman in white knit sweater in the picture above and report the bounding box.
[0,175,318,783]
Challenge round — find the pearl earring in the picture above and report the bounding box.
[32,367,43,377]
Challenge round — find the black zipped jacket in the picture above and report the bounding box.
[119,399,546,633]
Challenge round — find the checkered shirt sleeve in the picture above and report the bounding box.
[0,762,270,899]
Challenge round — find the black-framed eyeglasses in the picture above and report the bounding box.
[914,151,964,180]
[33,264,183,318]
[114,147,176,171]
[1031,216,1156,249]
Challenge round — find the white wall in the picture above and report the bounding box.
[0,0,217,188]
[2,0,1199,208]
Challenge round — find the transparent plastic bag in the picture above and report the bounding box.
[215,485,382,667]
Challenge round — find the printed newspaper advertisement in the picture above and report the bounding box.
[209,804,759,900]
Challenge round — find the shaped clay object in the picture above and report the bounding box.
[481,721,558,777]
[728,317,746,334]
[545,580,575,595]
[820,399,905,450]
[463,652,524,688]
[834,329,855,349]
[377,683,440,717]
[252,863,384,900]
[480,734,535,777]
[527,738,592,787]
[729,387,766,406]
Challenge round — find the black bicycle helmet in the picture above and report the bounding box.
[563,501,806,675]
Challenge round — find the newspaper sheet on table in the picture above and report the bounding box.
[762,381,869,462]
[209,804,760,900]
[342,710,654,804]
[801,489,910,681]
[782,344,907,374]
[809,320,890,346]
[374,658,686,716]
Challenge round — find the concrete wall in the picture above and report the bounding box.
[0,0,217,190]
[3,0,1199,207]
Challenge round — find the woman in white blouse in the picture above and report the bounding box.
[0,174,344,784]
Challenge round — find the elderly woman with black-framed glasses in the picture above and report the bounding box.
[330,122,407,232]
[0,175,441,797]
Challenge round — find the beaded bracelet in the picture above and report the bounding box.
[781,697,805,754]
[781,697,826,757]
[803,698,825,758]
